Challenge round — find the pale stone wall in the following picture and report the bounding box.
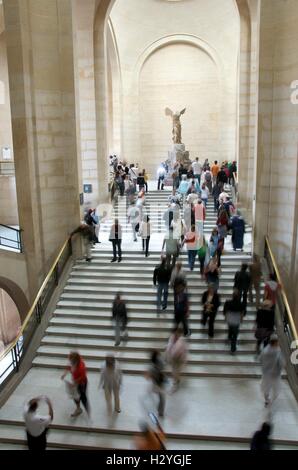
[255,0,298,325]
[109,0,239,170]
[139,43,220,176]
[3,0,80,301]
[236,0,259,225]
[0,33,18,225]
[72,0,99,208]
[0,34,13,157]
[0,176,18,225]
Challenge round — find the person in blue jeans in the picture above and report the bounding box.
[181,225,198,271]
[223,290,245,354]
[153,256,172,313]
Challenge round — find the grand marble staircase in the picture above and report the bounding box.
[0,189,297,450]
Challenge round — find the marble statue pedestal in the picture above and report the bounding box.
[168,143,191,168]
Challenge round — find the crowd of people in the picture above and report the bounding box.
[24,156,285,452]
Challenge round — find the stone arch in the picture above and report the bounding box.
[92,0,257,200]
[0,277,29,323]
[106,19,123,156]
[134,34,224,86]
[137,41,221,173]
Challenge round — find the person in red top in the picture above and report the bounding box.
[263,273,281,310]
[61,352,89,417]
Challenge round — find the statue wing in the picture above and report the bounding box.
[165,107,173,117]
[180,108,186,116]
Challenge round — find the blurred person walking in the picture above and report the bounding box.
[192,157,202,184]
[201,285,221,338]
[134,420,166,450]
[204,256,220,292]
[142,169,149,193]
[109,219,122,262]
[153,256,172,313]
[128,202,141,242]
[211,160,220,186]
[231,212,245,251]
[61,352,89,417]
[99,355,122,414]
[170,261,186,294]
[23,396,53,451]
[249,254,262,307]
[198,235,208,277]
[260,334,284,407]
[255,300,275,355]
[162,227,180,268]
[165,328,188,392]
[174,283,191,337]
[250,422,272,451]
[140,215,151,257]
[112,292,128,347]
[234,263,251,312]
[182,225,199,271]
[223,290,245,354]
[263,273,281,311]
[147,350,167,418]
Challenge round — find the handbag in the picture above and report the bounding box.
[255,328,272,341]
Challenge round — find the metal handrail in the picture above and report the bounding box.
[0,223,21,233]
[0,237,71,363]
[264,236,298,342]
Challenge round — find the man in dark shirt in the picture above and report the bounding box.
[234,263,251,312]
[137,173,145,191]
[217,167,228,185]
[153,256,172,313]
[255,300,275,353]
[223,289,245,353]
[250,422,271,451]
[174,283,191,337]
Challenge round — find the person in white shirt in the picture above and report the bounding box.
[157,165,166,190]
[129,164,138,190]
[23,396,53,450]
[165,328,188,392]
[99,356,122,414]
[260,334,284,408]
[200,183,209,208]
[127,203,140,242]
[219,190,229,204]
[192,158,202,184]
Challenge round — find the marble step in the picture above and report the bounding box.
[63,284,263,297]
[32,355,266,378]
[86,251,252,260]
[58,293,257,307]
[56,301,258,315]
[36,345,260,365]
[53,308,257,325]
[0,422,294,450]
[69,271,253,281]
[49,317,255,334]
[73,261,251,271]
[41,335,258,353]
[45,325,257,342]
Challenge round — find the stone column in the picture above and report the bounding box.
[3,0,80,301]
[94,0,111,204]
[254,0,298,326]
